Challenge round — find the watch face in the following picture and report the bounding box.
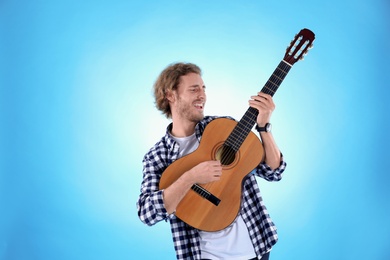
[266,123,272,132]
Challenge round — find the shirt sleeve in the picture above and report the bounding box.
[137,153,170,226]
[253,153,287,181]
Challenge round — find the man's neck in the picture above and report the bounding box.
[170,120,197,138]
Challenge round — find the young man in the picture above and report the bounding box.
[137,62,286,260]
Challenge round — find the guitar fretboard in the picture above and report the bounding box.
[225,60,292,152]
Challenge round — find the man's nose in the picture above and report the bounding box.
[198,89,206,100]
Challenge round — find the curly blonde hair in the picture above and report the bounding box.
[154,62,201,118]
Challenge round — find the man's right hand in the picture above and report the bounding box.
[186,160,223,184]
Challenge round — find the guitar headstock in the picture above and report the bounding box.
[284,28,315,65]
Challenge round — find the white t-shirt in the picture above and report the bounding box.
[170,132,256,259]
[199,215,256,260]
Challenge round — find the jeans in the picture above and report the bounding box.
[250,251,270,260]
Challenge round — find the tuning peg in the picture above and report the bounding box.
[308,44,314,49]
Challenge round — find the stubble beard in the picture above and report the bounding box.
[177,97,204,123]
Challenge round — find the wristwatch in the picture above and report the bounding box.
[256,123,272,133]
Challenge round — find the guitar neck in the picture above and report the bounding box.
[261,60,292,97]
[225,60,292,151]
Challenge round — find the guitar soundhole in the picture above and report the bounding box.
[216,145,236,166]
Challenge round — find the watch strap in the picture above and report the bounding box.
[256,123,271,132]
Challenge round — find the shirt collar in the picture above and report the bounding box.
[164,118,207,150]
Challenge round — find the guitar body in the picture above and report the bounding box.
[159,118,264,231]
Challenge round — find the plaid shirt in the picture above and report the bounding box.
[137,116,287,259]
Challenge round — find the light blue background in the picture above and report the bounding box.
[1,1,389,259]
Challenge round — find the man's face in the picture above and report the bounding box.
[171,73,206,123]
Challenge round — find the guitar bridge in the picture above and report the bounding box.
[191,184,221,206]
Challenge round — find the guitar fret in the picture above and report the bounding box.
[263,84,276,94]
[270,74,284,82]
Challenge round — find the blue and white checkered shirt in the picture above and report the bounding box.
[137,116,287,259]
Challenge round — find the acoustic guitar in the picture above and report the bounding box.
[159,28,315,232]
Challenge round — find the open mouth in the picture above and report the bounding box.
[194,103,204,110]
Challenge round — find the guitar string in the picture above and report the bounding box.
[219,73,280,165]
[220,61,291,166]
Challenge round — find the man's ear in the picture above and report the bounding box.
[166,90,175,103]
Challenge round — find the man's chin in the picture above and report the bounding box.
[191,114,204,122]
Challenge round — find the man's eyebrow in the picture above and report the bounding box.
[189,84,205,88]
